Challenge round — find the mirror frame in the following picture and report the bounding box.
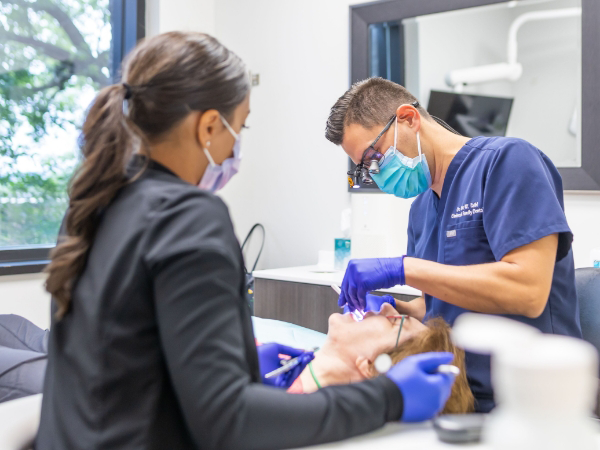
[350,0,600,191]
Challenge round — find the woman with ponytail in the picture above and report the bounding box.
[35,32,455,450]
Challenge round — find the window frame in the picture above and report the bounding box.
[0,0,146,276]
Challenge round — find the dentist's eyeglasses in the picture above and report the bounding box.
[347,114,395,188]
[347,101,427,189]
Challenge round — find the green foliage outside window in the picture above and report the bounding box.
[0,0,111,246]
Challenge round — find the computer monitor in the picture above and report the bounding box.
[427,90,513,137]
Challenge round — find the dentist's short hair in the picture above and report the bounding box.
[325,77,430,146]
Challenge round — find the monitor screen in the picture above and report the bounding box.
[427,90,513,137]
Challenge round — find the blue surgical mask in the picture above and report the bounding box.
[371,119,432,198]
[198,114,242,193]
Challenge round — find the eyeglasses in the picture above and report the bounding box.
[347,101,420,189]
[385,315,407,348]
[347,115,394,188]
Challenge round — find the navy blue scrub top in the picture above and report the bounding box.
[407,136,582,413]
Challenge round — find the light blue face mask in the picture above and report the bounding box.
[371,119,432,199]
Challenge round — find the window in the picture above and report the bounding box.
[0,0,144,275]
[368,21,404,86]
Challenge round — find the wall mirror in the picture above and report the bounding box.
[350,0,599,191]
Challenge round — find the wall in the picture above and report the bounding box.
[212,0,600,269]
[146,0,215,36]
[214,0,358,269]
[565,193,600,268]
[0,274,50,329]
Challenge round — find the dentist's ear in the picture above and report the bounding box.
[395,103,421,132]
[356,356,377,379]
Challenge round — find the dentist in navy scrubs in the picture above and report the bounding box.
[326,77,582,413]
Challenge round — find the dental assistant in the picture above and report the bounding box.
[326,77,582,413]
[36,34,457,450]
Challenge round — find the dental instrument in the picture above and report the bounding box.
[264,347,319,379]
[437,364,461,376]
[264,357,302,379]
[375,354,460,377]
[375,354,393,373]
[331,285,365,321]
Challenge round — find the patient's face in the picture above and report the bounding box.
[327,303,427,361]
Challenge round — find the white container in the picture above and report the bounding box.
[487,335,598,450]
[315,250,335,272]
[453,314,599,450]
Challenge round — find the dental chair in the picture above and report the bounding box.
[575,268,600,418]
[576,268,600,359]
[0,393,42,450]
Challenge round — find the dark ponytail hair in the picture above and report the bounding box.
[45,32,250,318]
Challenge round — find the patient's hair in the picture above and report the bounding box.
[325,77,431,145]
[371,317,474,414]
[45,32,250,318]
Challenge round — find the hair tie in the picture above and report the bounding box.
[123,83,133,100]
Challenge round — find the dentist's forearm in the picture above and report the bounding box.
[403,258,532,316]
[401,234,558,318]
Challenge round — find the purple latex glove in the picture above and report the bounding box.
[343,293,396,315]
[386,352,456,422]
[339,257,406,312]
[257,343,315,388]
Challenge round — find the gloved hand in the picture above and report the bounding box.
[257,343,315,388]
[343,293,396,314]
[339,257,406,312]
[386,352,456,422]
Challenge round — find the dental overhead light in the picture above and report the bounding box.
[445,7,582,92]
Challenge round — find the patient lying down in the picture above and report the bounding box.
[288,303,474,414]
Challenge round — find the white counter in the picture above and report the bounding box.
[252,265,421,297]
[292,421,600,449]
[291,422,484,449]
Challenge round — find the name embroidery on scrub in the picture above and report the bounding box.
[450,201,484,219]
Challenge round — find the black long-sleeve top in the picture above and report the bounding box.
[35,158,403,450]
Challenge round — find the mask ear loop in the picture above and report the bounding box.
[393,115,399,153]
[203,141,216,167]
[219,114,240,141]
[412,100,425,165]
